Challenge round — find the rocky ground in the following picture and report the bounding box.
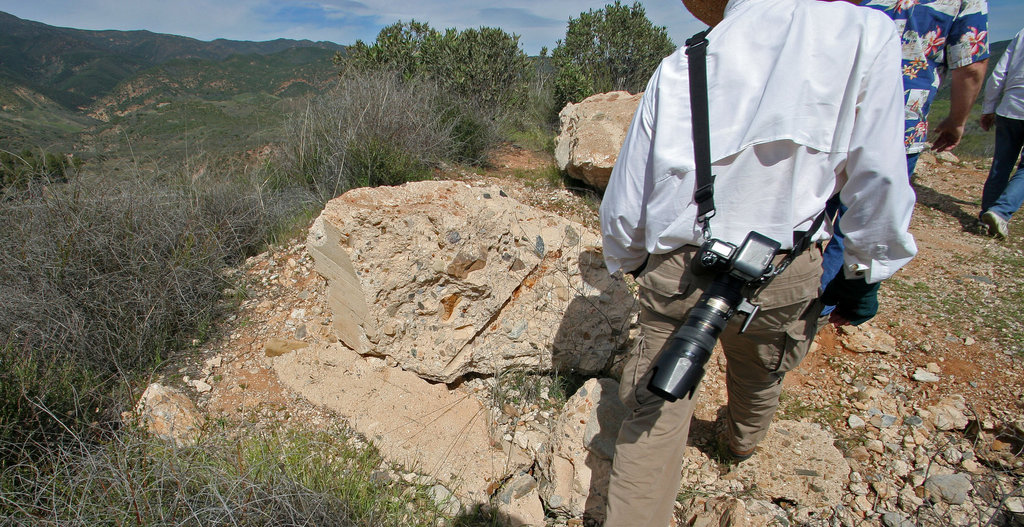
[151,145,1024,526]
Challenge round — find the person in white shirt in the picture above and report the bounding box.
[979,27,1024,239]
[598,0,917,524]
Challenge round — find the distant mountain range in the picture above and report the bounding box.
[0,10,346,156]
[0,10,343,111]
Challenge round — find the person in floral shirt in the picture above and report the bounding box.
[862,0,990,173]
[821,0,989,324]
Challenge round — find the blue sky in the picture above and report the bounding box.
[0,0,1021,55]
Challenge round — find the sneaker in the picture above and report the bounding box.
[981,211,1009,239]
[727,446,755,463]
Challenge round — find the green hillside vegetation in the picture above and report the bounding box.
[0,81,95,151]
[0,10,342,111]
[94,47,338,116]
[85,47,339,161]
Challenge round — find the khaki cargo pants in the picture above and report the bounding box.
[604,244,824,527]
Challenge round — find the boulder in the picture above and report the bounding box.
[538,378,628,522]
[271,342,532,504]
[306,180,636,383]
[132,383,202,447]
[554,91,642,190]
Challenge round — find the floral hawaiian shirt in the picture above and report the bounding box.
[862,0,989,153]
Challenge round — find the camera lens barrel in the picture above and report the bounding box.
[647,275,745,401]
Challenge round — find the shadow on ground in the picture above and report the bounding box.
[913,182,983,233]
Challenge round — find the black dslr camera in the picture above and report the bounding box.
[647,231,782,401]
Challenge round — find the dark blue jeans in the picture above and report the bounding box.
[981,115,1024,221]
[819,153,918,314]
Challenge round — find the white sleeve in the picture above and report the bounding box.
[982,32,1017,114]
[838,27,918,284]
[599,70,661,275]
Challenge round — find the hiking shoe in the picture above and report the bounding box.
[981,211,1009,239]
[727,446,755,464]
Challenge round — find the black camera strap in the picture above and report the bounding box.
[685,29,715,240]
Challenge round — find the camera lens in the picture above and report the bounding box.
[648,274,745,401]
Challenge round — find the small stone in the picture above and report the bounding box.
[912,369,940,383]
[890,460,910,478]
[962,459,984,473]
[265,337,309,357]
[925,473,973,505]
[849,415,867,429]
[882,511,915,527]
[852,495,874,513]
[873,481,897,499]
[428,484,461,516]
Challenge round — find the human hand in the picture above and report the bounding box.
[820,276,880,326]
[931,117,964,152]
[980,113,996,132]
[828,312,851,327]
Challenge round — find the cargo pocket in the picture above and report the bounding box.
[772,299,823,374]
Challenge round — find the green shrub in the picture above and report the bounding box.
[343,21,533,115]
[552,1,675,109]
[345,137,430,188]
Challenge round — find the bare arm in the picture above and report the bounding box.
[932,59,989,151]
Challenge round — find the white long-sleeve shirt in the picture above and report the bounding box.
[599,0,917,284]
[982,28,1024,120]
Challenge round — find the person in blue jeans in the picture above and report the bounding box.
[979,27,1024,240]
[822,0,990,320]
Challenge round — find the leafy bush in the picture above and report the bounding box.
[552,1,676,109]
[282,69,497,200]
[343,21,533,114]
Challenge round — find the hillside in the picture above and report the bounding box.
[0,10,342,111]
[0,11,343,156]
[0,79,94,150]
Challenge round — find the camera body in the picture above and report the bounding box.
[647,232,782,401]
[693,231,781,284]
